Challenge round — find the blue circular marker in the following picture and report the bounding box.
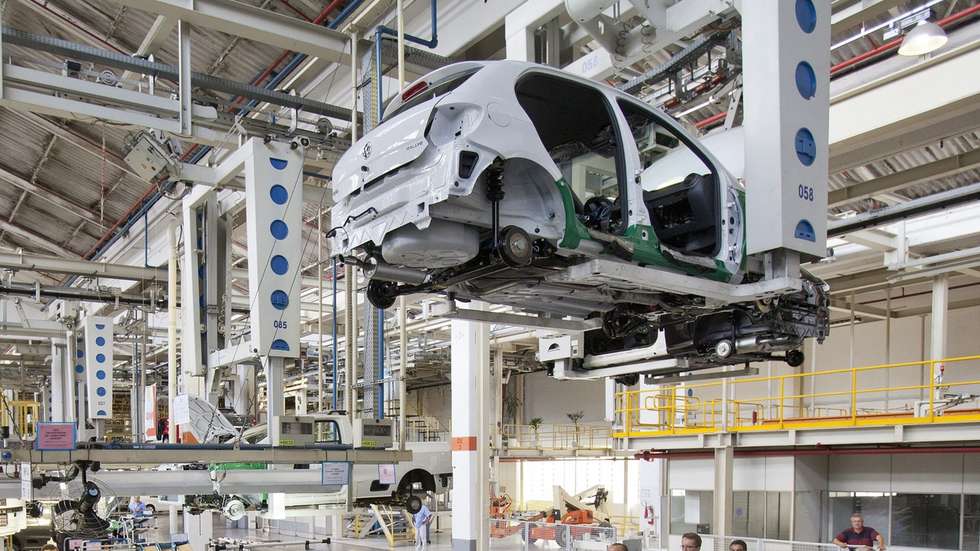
[96,370,106,380]
[270,220,289,240]
[97,387,107,397]
[77,350,84,358]
[795,128,817,166]
[795,0,816,33]
[97,410,107,417]
[75,364,84,374]
[96,353,106,363]
[271,290,289,310]
[270,185,289,205]
[96,336,106,347]
[795,61,817,99]
[271,255,289,275]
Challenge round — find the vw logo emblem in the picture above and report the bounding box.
[361,143,372,159]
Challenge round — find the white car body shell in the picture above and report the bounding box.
[329,60,743,284]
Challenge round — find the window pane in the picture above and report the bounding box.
[830,493,889,543]
[891,494,961,549]
[965,495,980,551]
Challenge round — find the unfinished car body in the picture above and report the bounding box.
[330,60,828,371]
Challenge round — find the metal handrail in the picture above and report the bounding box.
[501,423,613,450]
[613,354,980,438]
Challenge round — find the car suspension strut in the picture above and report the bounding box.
[486,159,505,250]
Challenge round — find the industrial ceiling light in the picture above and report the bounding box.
[898,20,948,56]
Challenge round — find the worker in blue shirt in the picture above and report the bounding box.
[413,497,433,551]
[128,496,147,517]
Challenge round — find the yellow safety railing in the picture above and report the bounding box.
[0,398,40,438]
[614,354,980,438]
[502,423,613,451]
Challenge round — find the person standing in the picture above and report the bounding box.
[730,539,748,551]
[834,512,886,550]
[128,496,147,518]
[414,497,434,551]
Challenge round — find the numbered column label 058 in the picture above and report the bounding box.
[798,185,815,202]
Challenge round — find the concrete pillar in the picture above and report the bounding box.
[931,275,949,401]
[713,446,733,537]
[451,302,489,551]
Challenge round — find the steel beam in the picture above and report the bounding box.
[6,110,144,182]
[829,40,980,172]
[836,229,898,252]
[0,251,165,280]
[0,220,78,257]
[120,15,178,83]
[433,301,603,332]
[829,182,980,235]
[110,0,353,65]
[0,162,107,229]
[829,149,980,207]
[1,27,356,121]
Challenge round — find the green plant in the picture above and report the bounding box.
[567,411,584,427]
[529,417,544,432]
[503,393,522,424]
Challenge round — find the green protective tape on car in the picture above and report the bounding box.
[554,178,592,249]
[624,224,732,282]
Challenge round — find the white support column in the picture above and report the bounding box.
[713,446,733,538]
[931,275,949,401]
[504,0,564,62]
[344,264,354,418]
[232,364,255,416]
[399,295,408,450]
[266,356,284,444]
[50,339,70,422]
[183,510,214,551]
[451,302,489,551]
[491,347,503,495]
[743,0,830,258]
[168,220,178,441]
[177,20,193,136]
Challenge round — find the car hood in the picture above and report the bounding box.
[332,98,435,200]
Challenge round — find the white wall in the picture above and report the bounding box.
[828,453,980,494]
[521,372,606,424]
[667,457,794,492]
[406,385,452,429]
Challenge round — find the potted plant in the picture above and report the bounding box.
[528,417,543,448]
[567,411,584,448]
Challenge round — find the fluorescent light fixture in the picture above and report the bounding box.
[898,20,948,56]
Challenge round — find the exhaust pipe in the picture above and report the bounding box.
[365,258,427,285]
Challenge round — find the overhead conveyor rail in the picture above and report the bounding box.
[0,444,413,466]
[1,26,357,121]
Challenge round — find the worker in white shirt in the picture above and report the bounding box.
[414,495,434,551]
